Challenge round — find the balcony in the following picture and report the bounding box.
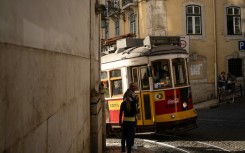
[105,0,125,21]
[107,6,120,16]
[122,0,137,10]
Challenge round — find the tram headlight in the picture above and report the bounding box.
[171,115,175,119]
[182,102,188,108]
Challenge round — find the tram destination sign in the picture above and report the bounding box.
[239,41,245,51]
[144,36,180,47]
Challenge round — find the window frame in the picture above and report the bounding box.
[226,6,242,36]
[152,59,172,90]
[131,67,139,91]
[224,4,243,40]
[186,5,202,35]
[110,69,123,97]
[131,65,150,91]
[130,13,136,34]
[183,2,205,40]
[172,58,188,87]
[139,66,150,91]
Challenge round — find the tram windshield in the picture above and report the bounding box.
[152,59,172,89]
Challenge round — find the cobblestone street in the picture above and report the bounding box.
[106,97,245,152]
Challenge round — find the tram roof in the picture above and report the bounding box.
[101,45,187,64]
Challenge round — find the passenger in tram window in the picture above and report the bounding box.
[154,64,171,87]
[101,80,109,98]
[160,65,169,79]
[113,80,122,95]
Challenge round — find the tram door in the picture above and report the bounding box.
[132,66,154,126]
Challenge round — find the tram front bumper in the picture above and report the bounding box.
[155,116,198,134]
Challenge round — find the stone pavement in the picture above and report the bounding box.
[106,146,154,153]
[106,139,155,153]
[193,98,219,110]
[106,98,220,153]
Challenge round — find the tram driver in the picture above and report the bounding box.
[153,62,171,88]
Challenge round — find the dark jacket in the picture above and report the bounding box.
[119,100,137,123]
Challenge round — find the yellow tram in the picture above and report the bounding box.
[101,36,197,134]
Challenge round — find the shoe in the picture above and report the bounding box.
[132,145,138,149]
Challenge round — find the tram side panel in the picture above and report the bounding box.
[106,99,123,124]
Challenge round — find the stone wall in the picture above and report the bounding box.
[0,0,101,152]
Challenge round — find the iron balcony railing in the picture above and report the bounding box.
[106,0,120,16]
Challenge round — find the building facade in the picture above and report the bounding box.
[101,0,245,102]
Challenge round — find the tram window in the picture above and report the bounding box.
[101,71,108,80]
[110,69,121,77]
[112,80,123,96]
[132,67,139,90]
[172,58,187,86]
[110,69,123,96]
[152,60,172,89]
[140,67,150,90]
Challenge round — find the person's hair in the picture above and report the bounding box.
[221,71,225,75]
[125,96,131,111]
[129,82,136,91]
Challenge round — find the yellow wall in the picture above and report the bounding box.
[166,0,215,83]
[216,0,245,74]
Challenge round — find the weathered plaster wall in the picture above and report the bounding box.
[215,0,245,73]
[145,0,167,36]
[0,0,90,57]
[0,0,101,152]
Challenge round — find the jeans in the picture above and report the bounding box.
[121,121,135,153]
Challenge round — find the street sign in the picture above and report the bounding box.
[238,41,245,51]
[180,36,189,53]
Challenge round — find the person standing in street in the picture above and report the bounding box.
[119,83,138,153]
[226,72,236,92]
[218,72,226,87]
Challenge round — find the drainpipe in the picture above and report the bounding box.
[137,1,140,38]
[213,0,218,97]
